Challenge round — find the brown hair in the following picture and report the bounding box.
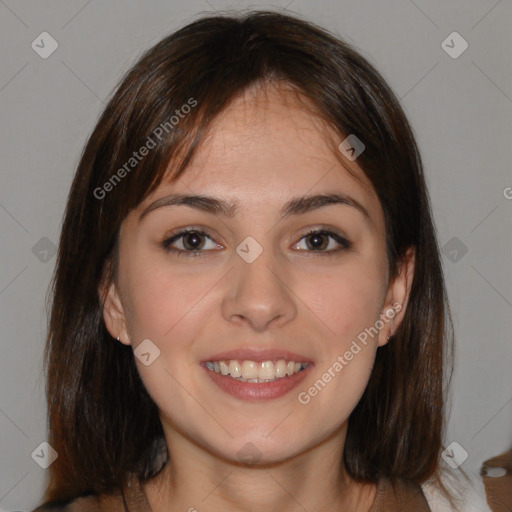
[40,9,453,505]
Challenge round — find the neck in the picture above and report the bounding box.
[142,424,376,512]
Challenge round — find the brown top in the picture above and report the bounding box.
[33,474,431,511]
[481,448,512,512]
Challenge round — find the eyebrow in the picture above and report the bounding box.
[139,192,371,223]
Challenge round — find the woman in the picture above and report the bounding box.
[33,10,483,511]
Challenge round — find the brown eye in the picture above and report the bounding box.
[295,229,351,254]
[162,229,222,256]
[181,232,206,250]
[305,232,329,251]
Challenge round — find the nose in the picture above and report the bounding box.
[221,248,297,332]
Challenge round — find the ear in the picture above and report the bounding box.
[377,246,415,347]
[100,280,131,346]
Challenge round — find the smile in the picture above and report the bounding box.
[202,359,313,401]
[205,359,310,382]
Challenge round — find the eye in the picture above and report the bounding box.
[161,229,222,257]
[161,227,351,258]
[293,229,352,254]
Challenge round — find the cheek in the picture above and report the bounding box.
[292,262,387,412]
[303,261,386,345]
[122,256,212,341]
[121,264,215,428]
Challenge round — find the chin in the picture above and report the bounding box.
[206,435,304,467]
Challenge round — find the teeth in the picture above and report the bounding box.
[259,361,275,380]
[241,360,259,380]
[229,360,242,378]
[219,361,230,375]
[205,359,310,382]
[275,360,287,377]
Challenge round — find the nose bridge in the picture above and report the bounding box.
[221,239,297,331]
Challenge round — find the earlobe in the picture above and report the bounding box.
[378,247,416,347]
[100,280,131,346]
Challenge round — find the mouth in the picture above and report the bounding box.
[200,350,313,401]
[203,359,310,383]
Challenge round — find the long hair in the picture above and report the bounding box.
[41,10,453,504]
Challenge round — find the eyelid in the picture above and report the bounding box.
[292,227,352,253]
[161,227,222,255]
[161,225,352,256]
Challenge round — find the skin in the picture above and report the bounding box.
[102,82,415,511]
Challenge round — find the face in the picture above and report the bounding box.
[102,84,413,465]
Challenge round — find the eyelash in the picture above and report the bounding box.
[161,227,352,258]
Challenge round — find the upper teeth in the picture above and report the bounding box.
[205,359,309,382]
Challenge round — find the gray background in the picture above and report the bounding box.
[1,0,511,510]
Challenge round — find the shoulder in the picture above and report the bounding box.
[480,448,512,512]
[32,495,99,511]
[421,470,493,512]
[372,473,493,512]
[32,491,125,512]
[31,472,149,512]
[371,477,431,511]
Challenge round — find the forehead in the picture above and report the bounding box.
[139,83,382,225]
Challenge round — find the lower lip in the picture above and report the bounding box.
[202,364,313,401]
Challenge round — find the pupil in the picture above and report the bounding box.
[184,232,203,250]
[308,234,326,250]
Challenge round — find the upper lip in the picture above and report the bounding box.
[201,348,313,363]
